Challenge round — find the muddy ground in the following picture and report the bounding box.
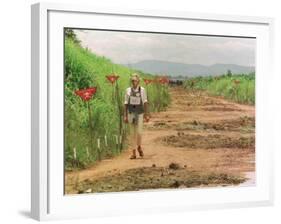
[75,164,245,193]
[65,87,255,194]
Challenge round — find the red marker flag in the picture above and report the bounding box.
[75,87,97,101]
[106,74,119,84]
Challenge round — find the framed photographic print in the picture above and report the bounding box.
[31,2,274,221]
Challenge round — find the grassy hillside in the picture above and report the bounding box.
[183,73,255,105]
[64,38,170,170]
[127,60,254,77]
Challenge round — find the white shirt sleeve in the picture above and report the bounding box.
[141,87,148,104]
[124,88,130,104]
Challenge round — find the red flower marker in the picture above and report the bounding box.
[74,87,98,159]
[75,87,97,101]
[106,72,123,152]
[106,74,119,84]
[158,76,169,84]
[143,79,153,85]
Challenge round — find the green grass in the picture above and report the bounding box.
[64,38,170,170]
[183,73,255,105]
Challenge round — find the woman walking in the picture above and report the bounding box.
[124,73,150,159]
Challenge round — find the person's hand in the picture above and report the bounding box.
[124,115,128,123]
[144,114,150,122]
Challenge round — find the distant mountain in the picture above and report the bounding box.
[124,60,255,77]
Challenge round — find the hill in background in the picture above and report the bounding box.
[124,60,255,77]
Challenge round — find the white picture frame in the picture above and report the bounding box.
[31,2,275,221]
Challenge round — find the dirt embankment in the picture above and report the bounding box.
[65,87,255,194]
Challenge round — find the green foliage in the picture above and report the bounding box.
[64,38,170,170]
[183,73,255,105]
[64,28,81,45]
[227,69,232,77]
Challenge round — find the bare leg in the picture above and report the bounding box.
[136,133,144,157]
[129,123,137,159]
[133,124,137,146]
[136,114,144,157]
[137,133,142,147]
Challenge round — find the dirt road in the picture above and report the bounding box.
[65,86,255,194]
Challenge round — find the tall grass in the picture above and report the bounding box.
[64,38,170,170]
[183,73,255,104]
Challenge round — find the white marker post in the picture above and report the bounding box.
[86,147,90,158]
[97,138,100,149]
[114,134,120,153]
[73,147,77,160]
[104,135,108,147]
[97,138,101,160]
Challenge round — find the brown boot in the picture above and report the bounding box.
[130,149,137,159]
[137,145,144,157]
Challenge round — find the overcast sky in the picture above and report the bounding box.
[74,29,256,67]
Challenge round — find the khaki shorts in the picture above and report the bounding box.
[128,113,143,135]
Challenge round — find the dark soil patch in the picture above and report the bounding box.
[161,133,255,149]
[169,162,181,170]
[175,116,255,132]
[183,95,224,107]
[202,106,242,112]
[75,166,245,193]
[150,116,254,132]
[152,121,170,129]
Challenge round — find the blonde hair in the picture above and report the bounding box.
[130,73,140,81]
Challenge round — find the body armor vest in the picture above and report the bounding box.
[128,86,144,114]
